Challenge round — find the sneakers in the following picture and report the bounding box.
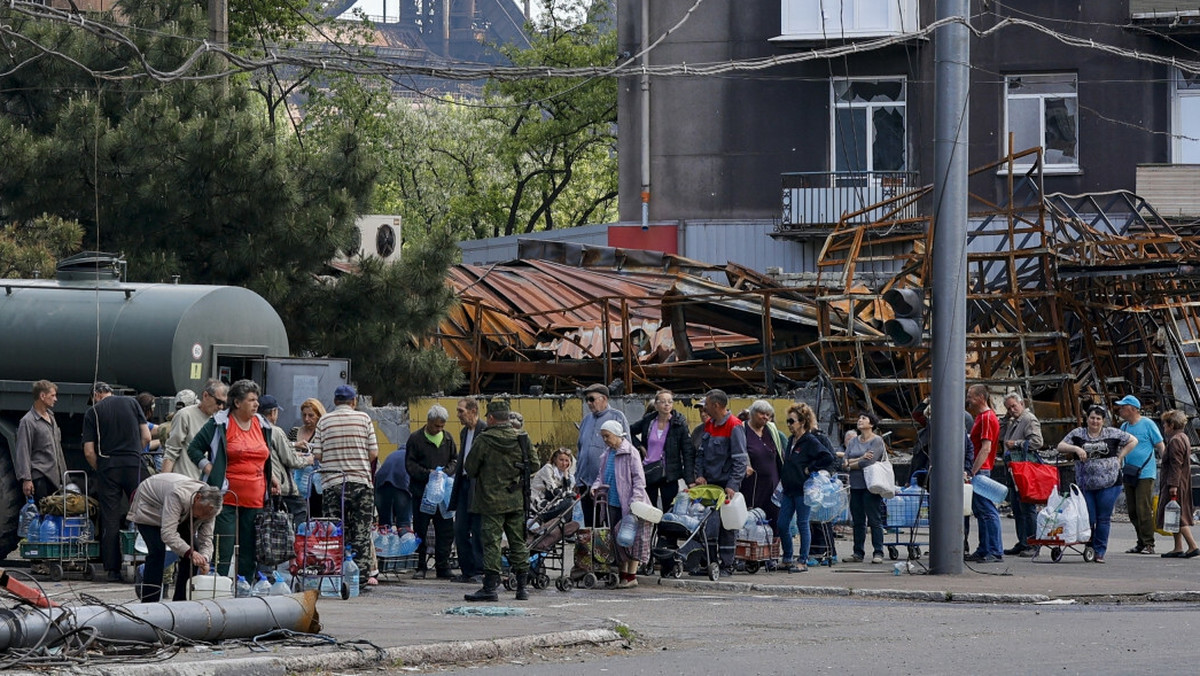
[870,553,884,564]
[719,567,735,578]
[616,577,638,589]
[1018,548,1036,558]
[1144,546,1156,555]
[963,552,984,562]
[1004,545,1029,556]
[1126,545,1146,554]
[979,555,1003,564]
[845,554,864,563]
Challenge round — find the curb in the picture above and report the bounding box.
[654,577,1052,604]
[90,627,627,676]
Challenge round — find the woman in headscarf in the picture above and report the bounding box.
[591,420,652,588]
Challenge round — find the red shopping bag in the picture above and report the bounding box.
[1009,461,1058,503]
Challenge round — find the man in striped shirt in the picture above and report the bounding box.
[311,385,380,586]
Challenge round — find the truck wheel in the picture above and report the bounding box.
[0,440,24,561]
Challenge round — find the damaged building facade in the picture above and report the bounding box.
[438,2,1200,447]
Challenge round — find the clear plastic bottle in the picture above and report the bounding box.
[251,572,272,597]
[398,531,419,557]
[269,573,291,595]
[343,549,360,598]
[1165,498,1182,534]
[18,498,38,541]
[617,513,638,547]
[235,575,252,598]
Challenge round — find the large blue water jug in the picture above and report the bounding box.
[38,515,60,543]
[971,473,1008,505]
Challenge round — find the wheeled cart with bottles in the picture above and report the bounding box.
[19,471,102,582]
[651,484,726,582]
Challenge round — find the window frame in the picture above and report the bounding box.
[829,76,908,174]
[1000,72,1080,174]
[1172,68,1200,164]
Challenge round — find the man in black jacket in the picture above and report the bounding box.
[451,397,488,584]
[407,405,458,579]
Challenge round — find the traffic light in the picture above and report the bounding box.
[882,288,925,347]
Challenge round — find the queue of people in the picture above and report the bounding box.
[15,376,1200,604]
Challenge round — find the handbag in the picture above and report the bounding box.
[863,454,897,498]
[1121,453,1153,481]
[643,459,665,485]
[254,498,295,566]
[1009,461,1059,503]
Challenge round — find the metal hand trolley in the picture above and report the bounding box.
[806,473,849,567]
[884,470,930,561]
[570,488,620,589]
[22,470,101,582]
[291,470,350,599]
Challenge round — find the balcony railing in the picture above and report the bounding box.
[780,171,920,229]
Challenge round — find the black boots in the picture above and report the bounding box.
[464,573,500,602]
[515,572,529,601]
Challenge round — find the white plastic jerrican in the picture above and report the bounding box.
[963,483,974,517]
[188,572,235,600]
[629,501,663,524]
[720,492,749,530]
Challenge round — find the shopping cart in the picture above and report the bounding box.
[291,471,351,599]
[571,490,620,589]
[884,471,929,561]
[807,472,849,567]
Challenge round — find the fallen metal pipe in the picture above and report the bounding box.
[0,591,320,651]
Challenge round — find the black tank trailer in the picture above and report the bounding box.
[0,252,291,559]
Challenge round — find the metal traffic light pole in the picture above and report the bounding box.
[929,0,970,575]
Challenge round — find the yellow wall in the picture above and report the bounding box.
[393,396,800,465]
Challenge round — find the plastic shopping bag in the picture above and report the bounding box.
[864,457,897,498]
[1067,484,1091,543]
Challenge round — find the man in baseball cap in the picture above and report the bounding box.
[1115,394,1164,554]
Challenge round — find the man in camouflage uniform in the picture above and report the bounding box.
[464,401,531,602]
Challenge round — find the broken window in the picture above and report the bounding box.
[1004,73,1078,169]
[832,78,907,173]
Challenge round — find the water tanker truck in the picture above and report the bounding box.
[0,252,348,559]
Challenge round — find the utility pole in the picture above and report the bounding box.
[640,0,651,230]
[928,0,970,575]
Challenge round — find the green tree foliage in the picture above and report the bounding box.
[0,215,85,279]
[369,0,618,243]
[0,0,462,401]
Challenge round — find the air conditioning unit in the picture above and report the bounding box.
[350,215,402,262]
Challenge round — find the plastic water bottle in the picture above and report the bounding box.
[251,572,272,597]
[27,515,42,543]
[617,513,638,547]
[38,515,59,543]
[269,573,291,595]
[343,550,360,598]
[18,499,38,541]
[1165,498,1182,534]
[398,531,419,557]
[235,575,252,598]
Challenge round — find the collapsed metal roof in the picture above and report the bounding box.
[437,245,858,395]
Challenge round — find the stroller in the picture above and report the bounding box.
[652,485,725,582]
[506,486,583,592]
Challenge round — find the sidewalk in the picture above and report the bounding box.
[12,514,1199,674]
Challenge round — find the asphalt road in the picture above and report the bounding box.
[430,591,1200,675]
